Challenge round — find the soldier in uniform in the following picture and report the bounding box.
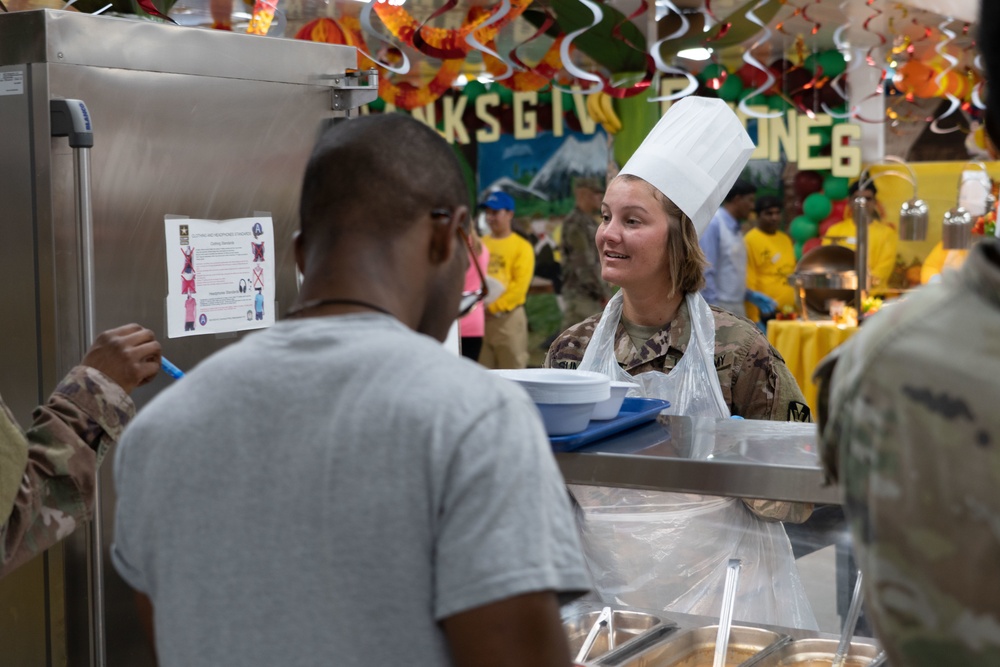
[814,5,1000,663]
[560,176,611,330]
[545,97,815,628]
[0,323,161,578]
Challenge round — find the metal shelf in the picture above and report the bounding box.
[555,415,841,505]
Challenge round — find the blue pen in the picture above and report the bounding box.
[160,356,185,379]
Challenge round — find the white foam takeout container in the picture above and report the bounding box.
[490,368,611,436]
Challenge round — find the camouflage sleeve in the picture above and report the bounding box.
[730,330,814,523]
[0,366,135,578]
[544,319,597,370]
[731,332,812,423]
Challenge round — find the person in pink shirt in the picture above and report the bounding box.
[459,230,489,361]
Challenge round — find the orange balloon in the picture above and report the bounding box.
[893,60,934,96]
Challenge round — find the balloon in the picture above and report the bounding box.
[793,240,805,261]
[793,170,824,198]
[463,80,487,102]
[802,236,823,255]
[789,215,820,243]
[368,96,386,112]
[818,81,846,109]
[736,62,771,89]
[828,198,848,222]
[497,85,514,106]
[823,176,850,201]
[814,125,832,148]
[805,50,847,78]
[803,192,833,222]
[699,63,728,85]
[819,215,839,237]
[783,67,814,95]
[766,94,791,111]
[717,74,745,102]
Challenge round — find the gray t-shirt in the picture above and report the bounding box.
[112,314,589,667]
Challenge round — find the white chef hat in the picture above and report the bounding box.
[619,96,755,236]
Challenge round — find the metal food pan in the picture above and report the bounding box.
[614,625,788,667]
[564,609,665,662]
[743,637,881,666]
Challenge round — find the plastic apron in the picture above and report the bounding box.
[714,218,748,317]
[571,290,817,630]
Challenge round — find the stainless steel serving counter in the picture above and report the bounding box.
[556,415,841,505]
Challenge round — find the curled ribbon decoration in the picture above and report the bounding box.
[359,1,412,75]
[701,0,731,42]
[648,0,697,103]
[930,17,961,134]
[822,0,856,118]
[851,0,890,125]
[602,0,655,98]
[972,53,986,110]
[465,0,517,80]
[739,0,783,119]
[554,0,604,94]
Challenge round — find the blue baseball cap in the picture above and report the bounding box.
[480,191,515,211]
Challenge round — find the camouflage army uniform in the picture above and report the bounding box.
[817,238,1000,667]
[547,297,813,523]
[546,297,813,422]
[560,206,611,327]
[0,366,133,577]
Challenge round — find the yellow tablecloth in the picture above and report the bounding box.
[767,319,858,415]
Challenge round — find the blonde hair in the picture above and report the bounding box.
[615,174,707,298]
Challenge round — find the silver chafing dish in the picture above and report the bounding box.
[789,245,858,318]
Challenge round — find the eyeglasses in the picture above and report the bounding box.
[431,208,489,318]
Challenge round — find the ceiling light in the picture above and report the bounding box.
[677,48,713,61]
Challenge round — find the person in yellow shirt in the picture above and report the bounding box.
[822,181,898,293]
[920,241,970,284]
[479,191,536,369]
[745,196,797,324]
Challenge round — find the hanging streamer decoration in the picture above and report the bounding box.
[464,0,517,80]
[487,10,565,92]
[850,0,889,124]
[554,0,604,94]
[821,0,859,118]
[371,0,530,61]
[599,0,655,98]
[972,53,986,110]
[739,0,783,119]
[359,1,412,75]
[648,0,698,103]
[930,17,961,133]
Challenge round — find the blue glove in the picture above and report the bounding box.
[746,290,778,316]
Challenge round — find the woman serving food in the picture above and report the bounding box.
[545,96,816,629]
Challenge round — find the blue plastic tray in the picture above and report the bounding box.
[549,397,670,452]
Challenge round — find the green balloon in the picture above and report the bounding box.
[497,85,514,106]
[789,215,820,243]
[766,94,791,111]
[463,80,487,103]
[537,89,552,105]
[717,75,744,102]
[794,241,805,261]
[803,193,832,223]
[823,175,850,201]
[819,50,847,78]
[368,97,386,113]
[699,63,727,83]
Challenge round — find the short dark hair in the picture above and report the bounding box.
[724,178,757,203]
[849,180,877,197]
[755,195,782,215]
[299,115,469,247]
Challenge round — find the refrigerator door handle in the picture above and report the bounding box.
[51,97,107,667]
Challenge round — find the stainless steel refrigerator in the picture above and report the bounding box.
[0,11,371,665]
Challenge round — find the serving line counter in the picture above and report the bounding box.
[555,415,840,505]
[555,416,884,665]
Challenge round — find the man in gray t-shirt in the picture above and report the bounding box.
[112,115,590,667]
